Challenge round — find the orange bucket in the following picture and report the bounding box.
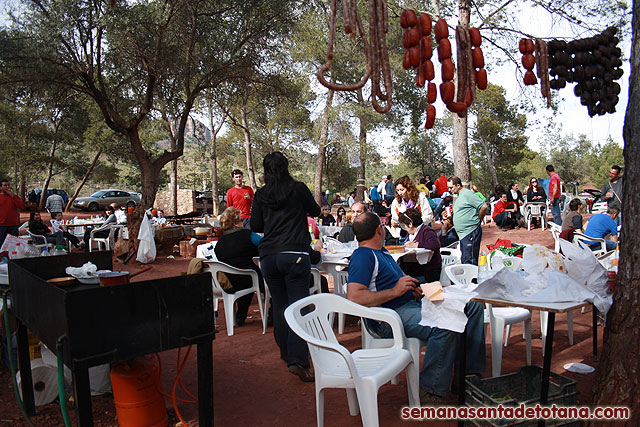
[110,356,168,427]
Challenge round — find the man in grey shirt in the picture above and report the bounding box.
[601,165,623,225]
[45,189,65,218]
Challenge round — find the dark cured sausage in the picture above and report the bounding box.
[425,105,436,129]
[440,81,455,104]
[427,82,437,103]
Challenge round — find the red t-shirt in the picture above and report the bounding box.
[549,172,561,200]
[0,194,25,226]
[492,200,515,219]
[227,186,254,219]
[434,175,448,196]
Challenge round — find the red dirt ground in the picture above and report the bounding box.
[0,213,605,426]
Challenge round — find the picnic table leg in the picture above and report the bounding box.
[592,305,598,362]
[197,340,214,427]
[16,320,36,416]
[538,312,555,427]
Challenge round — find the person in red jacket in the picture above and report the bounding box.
[492,192,519,231]
[0,179,25,248]
[433,172,448,198]
[226,169,254,228]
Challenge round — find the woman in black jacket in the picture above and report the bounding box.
[250,152,320,382]
[28,211,81,248]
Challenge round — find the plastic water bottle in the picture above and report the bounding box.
[41,247,50,257]
[478,251,489,272]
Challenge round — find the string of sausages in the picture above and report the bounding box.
[402,10,487,131]
[317,0,393,113]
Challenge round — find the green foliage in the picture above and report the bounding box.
[588,138,624,188]
[468,83,529,192]
[399,119,454,179]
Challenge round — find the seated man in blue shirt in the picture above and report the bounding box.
[584,205,620,252]
[346,211,485,403]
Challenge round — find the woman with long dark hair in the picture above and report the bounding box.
[250,152,320,382]
[390,175,433,227]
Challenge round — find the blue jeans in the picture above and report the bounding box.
[551,198,562,225]
[460,224,483,266]
[260,252,311,368]
[591,239,618,252]
[379,299,486,396]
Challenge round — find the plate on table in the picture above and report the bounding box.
[76,276,100,285]
[47,276,77,286]
[384,245,405,254]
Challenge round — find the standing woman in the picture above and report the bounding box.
[250,152,321,382]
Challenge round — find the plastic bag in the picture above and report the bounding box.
[136,212,156,264]
[0,235,40,258]
[559,239,609,301]
[521,244,566,275]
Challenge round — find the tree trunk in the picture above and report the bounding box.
[207,100,221,216]
[240,105,257,191]
[65,149,103,212]
[480,138,499,188]
[590,1,640,421]
[38,135,59,212]
[169,121,178,216]
[314,88,335,206]
[19,173,26,205]
[356,89,367,202]
[452,0,472,187]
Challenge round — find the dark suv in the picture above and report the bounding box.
[33,189,70,206]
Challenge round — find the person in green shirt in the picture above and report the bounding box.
[448,177,488,265]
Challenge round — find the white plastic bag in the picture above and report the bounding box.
[559,239,609,303]
[136,212,156,264]
[521,244,566,275]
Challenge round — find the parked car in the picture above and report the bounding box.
[73,189,141,212]
[33,189,70,206]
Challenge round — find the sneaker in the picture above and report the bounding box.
[514,225,519,230]
[288,364,314,382]
[500,227,507,231]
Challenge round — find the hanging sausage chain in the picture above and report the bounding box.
[317,0,393,113]
[401,9,487,130]
[520,26,623,116]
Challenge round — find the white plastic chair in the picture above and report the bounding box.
[573,232,608,258]
[360,319,426,386]
[89,224,122,252]
[523,202,546,231]
[439,246,461,286]
[202,260,265,337]
[445,264,532,377]
[27,231,54,251]
[284,294,420,427]
[483,200,499,226]
[322,261,349,334]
